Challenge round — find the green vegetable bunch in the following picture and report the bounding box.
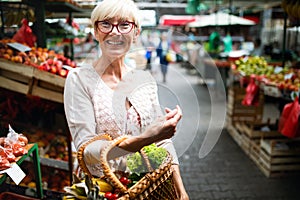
[126,144,168,174]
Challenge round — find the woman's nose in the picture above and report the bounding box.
[111,25,121,34]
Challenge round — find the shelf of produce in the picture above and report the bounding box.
[0,143,43,199]
[0,59,65,103]
[23,157,69,171]
[21,0,86,13]
[40,158,69,171]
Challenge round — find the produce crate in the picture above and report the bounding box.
[237,121,283,139]
[252,138,300,178]
[236,121,284,166]
[227,119,284,158]
[0,58,34,95]
[227,122,255,155]
[0,59,65,103]
[30,67,65,103]
[226,85,264,126]
[0,192,39,200]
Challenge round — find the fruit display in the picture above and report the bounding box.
[18,128,69,162]
[0,125,29,171]
[44,20,85,39]
[232,56,300,92]
[15,161,71,192]
[0,39,77,78]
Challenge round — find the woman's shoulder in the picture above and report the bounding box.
[127,69,156,84]
[65,65,98,85]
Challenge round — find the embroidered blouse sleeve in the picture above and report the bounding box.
[64,69,98,150]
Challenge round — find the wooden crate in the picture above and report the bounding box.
[227,121,260,155]
[252,138,300,177]
[0,59,34,95]
[31,67,65,103]
[0,59,65,103]
[227,86,264,125]
[237,121,283,139]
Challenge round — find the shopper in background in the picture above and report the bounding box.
[143,33,155,71]
[63,0,189,199]
[251,38,263,56]
[156,32,171,83]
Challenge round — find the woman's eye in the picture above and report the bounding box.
[100,22,111,27]
[119,22,130,28]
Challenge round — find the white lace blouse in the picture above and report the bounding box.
[64,64,179,177]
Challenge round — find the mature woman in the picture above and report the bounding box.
[64,0,189,199]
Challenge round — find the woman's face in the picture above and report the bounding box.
[94,17,139,59]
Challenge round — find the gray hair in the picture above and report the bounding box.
[91,0,141,29]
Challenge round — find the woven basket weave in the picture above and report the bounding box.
[77,135,178,200]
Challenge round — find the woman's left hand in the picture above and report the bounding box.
[178,192,189,200]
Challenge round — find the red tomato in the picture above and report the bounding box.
[119,176,130,185]
[111,193,119,199]
[105,192,113,199]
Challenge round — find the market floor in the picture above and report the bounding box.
[152,63,300,200]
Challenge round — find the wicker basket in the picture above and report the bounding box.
[77,135,178,200]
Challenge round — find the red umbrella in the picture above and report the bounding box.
[160,15,196,26]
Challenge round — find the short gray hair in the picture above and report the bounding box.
[91,0,141,29]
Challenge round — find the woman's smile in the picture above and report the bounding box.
[106,39,124,46]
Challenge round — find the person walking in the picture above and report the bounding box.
[156,32,171,83]
[143,33,155,71]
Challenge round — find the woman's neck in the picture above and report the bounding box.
[93,57,128,90]
[94,57,127,79]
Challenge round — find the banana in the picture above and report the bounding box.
[92,178,114,192]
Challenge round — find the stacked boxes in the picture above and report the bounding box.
[226,85,300,177]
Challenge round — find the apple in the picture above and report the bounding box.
[50,65,58,74]
[55,60,63,71]
[58,68,68,77]
[47,58,54,65]
[41,62,51,71]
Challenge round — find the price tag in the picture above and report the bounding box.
[284,73,293,80]
[274,66,283,74]
[0,163,26,185]
[7,42,31,52]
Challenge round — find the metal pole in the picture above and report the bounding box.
[0,2,4,37]
[282,12,287,68]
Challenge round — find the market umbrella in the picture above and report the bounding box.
[187,12,256,27]
[159,15,197,26]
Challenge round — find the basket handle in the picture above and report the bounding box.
[77,134,113,178]
[140,149,154,172]
[100,136,129,193]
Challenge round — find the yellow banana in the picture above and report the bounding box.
[92,178,113,192]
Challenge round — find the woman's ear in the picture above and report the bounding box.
[94,29,98,38]
[133,28,141,43]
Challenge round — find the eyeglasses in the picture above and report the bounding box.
[95,21,136,34]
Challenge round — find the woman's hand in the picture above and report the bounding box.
[171,165,189,200]
[178,192,189,200]
[118,105,182,152]
[144,105,182,143]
